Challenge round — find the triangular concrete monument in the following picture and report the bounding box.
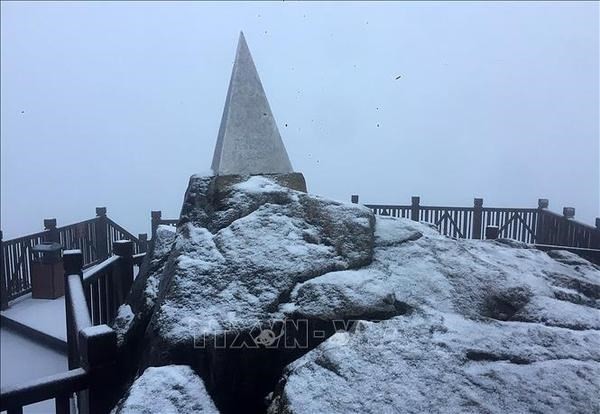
[211,32,293,176]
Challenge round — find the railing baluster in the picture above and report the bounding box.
[107,267,116,321]
[1,230,8,310]
[91,280,100,325]
[84,283,92,316]
[99,273,108,325]
[55,393,70,414]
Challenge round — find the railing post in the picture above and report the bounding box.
[0,230,8,310]
[44,218,59,243]
[472,198,484,239]
[351,195,359,204]
[411,196,420,222]
[79,325,118,414]
[535,198,549,244]
[151,211,162,240]
[138,233,148,253]
[113,240,133,304]
[562,207,575,219]
[95,207,109,261]
[557,206,575,246]
[63,249,83,370]
[485,225,499,240]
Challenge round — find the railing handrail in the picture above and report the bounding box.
[2,230,50,245]
[133,252,146,266]
[534,244,600,254]
[364,204,540,212]
[419,205,475,212]
[106,218,139,243]
[54,217,99,234]
[67,274,93,330]
[82,256,120,285]
[2,218,102,246]
[539,208,598,231]
[482,207,538,213]
[363,203,410,209]
[0,368,88,411]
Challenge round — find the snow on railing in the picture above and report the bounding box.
[0,244,145,414]
[353,195,600,250]
[1,208,148,309]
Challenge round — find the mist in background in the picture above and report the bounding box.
[1,1,598,239]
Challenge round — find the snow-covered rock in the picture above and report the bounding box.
[133,225,178,314]
[115,175,600,414]
[284,216,600,331]
[268,216,600,413]
[268,310,600,414]
[132,174,374,413]
[144,174,374,353]
[113,225,177,345]
[112,365,218,414]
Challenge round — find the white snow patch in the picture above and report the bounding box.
[191,170,215,179]
[112,365,218,414]
[233,175,284,193]
[113,304,135,344]
[1,294,66,341]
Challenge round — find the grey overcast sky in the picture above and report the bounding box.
[1,1,598,239]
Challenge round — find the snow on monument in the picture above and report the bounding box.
[211,32,293,176]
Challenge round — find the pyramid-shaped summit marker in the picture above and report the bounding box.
[211,32,293,176]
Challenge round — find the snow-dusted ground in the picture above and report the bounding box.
[0,261,142,345]
[1,327,67,413]
[1,294,66,341]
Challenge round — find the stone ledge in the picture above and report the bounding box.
[214,172,307,193]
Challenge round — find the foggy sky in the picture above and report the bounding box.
[1,1,598,239]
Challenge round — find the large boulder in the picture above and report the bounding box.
[268,216,600,413]
[112,365,218,414]
[146,175,374,344]
[268,311,599,414]
[123,174,375,413]
[114,175,600,414]
[113,225,177,346]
